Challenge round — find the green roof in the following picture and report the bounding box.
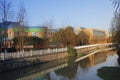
[13,27,46,32]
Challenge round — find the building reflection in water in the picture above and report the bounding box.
[89,51,108,66]
[97,50,120,80]
[49,51,109,80]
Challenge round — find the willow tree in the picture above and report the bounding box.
[110,0,120,64]
[111,13,120,43]
[110,0,120,43]
[111,0,120,13]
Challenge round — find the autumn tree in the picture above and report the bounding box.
[65,26,77,46]
[52,28,66,47]
[77,31,89,45]
[52,26,77,47]
[13,36,44,49]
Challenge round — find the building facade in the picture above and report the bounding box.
[77,27,107,44]
[86,28,107,44]
[0,21,47,48]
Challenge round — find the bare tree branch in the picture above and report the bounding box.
[16,2,27,51]
[0,0,13,21]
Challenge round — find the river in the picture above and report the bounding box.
[0,50,119,80]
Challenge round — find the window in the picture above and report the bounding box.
[32,32,38,36]
[93,30,106,36]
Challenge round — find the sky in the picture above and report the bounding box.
[14,0,114,31]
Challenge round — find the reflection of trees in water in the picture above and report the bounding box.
[53,57,89,79]
[49,51,114,80]
[97,50,120,80]
[78,58,90,69]
[53,57,90,79]
[68,56,76,65]
[55,63,78,79]
[50,71,66,80]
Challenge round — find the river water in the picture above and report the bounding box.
[0,50,119,80]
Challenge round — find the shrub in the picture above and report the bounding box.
[68,46,76,56]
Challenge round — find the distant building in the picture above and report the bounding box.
[0,21,47,48]
[77,27,107,44]
[0,21,19,48]
[105,31,112,43]
[86,28,107,44]
[76,26,86,34]
[11,26,47,38]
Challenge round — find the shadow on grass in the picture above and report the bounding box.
[97,67,120,80]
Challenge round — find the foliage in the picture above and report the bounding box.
[65,26,77,46]
[52,26,77,47]
[78,58,90,69]
[52,26,90,47]
[68,46,76,56]
[52,28,66,46]
[77,31,89,45]
[67,56,76,66]
[13,36,44,49]
[55,61,78,79]
[111,13,120,44]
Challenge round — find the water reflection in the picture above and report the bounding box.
[53,51,109,80]
[97,50,120,80]
[0,50,117,80]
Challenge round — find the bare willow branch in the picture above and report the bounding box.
[111,0,120,13]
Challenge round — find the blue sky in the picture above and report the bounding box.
[14,0,114,31]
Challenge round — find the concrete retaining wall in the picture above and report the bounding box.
[0,51,69,72]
